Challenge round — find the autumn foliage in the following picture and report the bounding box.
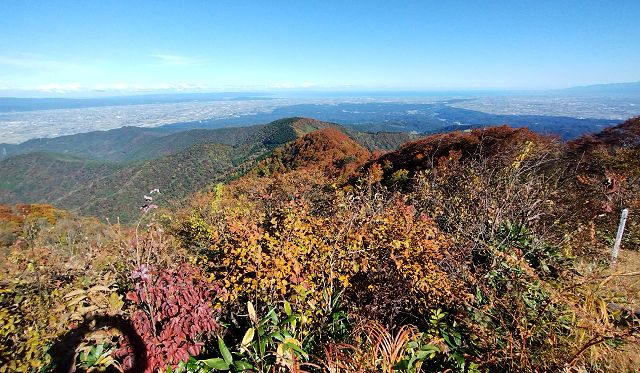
[2,119,640,372]
[125,264,220,372]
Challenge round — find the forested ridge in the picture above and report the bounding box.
[0,118,415,222]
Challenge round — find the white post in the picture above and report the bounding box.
[611,208,629,264]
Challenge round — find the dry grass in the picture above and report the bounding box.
[321,321,424,373]
[568,250,640,372]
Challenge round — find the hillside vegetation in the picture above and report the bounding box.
[0,118,415,222]
[0,118,413,163]
[1,118,639,372]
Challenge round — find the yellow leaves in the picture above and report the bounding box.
[338,274,351,287]
[300,314,309,325]
[185,211,213,243]
[367,163,385,184]
[108,292,124,312]
[74,305,99,316]
[0,306,50,372]
[284,300,292,316]
[185,181,455,328]
[512,140,534,170]
[240,327,255,353]
[278,281,288,295]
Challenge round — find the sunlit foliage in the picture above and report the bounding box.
[2,119,640,372]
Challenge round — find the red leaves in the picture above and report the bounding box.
[125,264,220,372]
[255,128,370,179]
[369,126,550,182]
[125,292,139,303]
[0,204,23,224]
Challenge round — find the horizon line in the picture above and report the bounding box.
[1,80,639,100]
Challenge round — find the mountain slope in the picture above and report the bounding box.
[4,118,640,372]
[56,142,237,221]
[0,116,409,163]
[0,125,258,162]
[0,152,118,204]
[570,115,640,149]
[0,126,168,162]
[252,127,371,178]
[0,118,368,221]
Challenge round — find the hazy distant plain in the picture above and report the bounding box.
[1,95,638,144]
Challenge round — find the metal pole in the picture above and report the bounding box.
[611,208,629,263]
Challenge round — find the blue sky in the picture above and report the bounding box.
[1,0,639,96]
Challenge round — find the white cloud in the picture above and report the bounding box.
[7,82,209,94]
[151,54,208,66]
[4,80,348,96]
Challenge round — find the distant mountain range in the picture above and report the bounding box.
[561,81,640,95]
[0,118,416,221]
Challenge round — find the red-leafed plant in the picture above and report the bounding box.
[124,263,220,372]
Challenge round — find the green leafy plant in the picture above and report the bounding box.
[198,301,310,372]
[76,343,119,372]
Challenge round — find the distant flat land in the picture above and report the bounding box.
[449,95,639,120]
[1,93,638,144]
